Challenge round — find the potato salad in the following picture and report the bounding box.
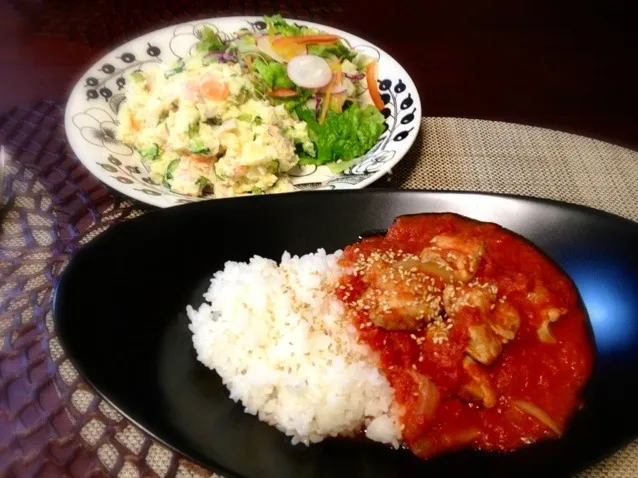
[116,15,386,198]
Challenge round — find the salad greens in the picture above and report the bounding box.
[196,16,387,168]
[296,104,385,165]
[196,27,226,53]
[307,43,356,61]
[264,14,305,37]
[271,89,314,112]
[252,59,295,90]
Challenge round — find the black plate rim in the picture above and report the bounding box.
[138,188,638,230]
[52,189,638,477]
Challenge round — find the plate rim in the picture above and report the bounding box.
[64,16,422,208]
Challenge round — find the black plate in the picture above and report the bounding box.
[53,190,638,478]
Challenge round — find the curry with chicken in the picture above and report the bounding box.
[337,213,593,458]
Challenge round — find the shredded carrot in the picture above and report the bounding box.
[269,88,298,98]
[326,57,341,72]
[319,75,335,124]
[293,34,340,45]
[366,61,385,111]
[331,69,345,112]
[244,55,253,67]
[130,115,140,131]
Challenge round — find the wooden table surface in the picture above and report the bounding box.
[2,0,637,150]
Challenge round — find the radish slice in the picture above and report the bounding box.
[287,55,333,89]
[256,35,286,63]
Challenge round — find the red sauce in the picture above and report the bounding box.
[336,214,594,458]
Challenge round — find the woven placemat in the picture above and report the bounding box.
[382,118,638,222]
[1,101,637,477]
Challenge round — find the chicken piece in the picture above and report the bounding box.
[489,301,521,342]
[427,234,486,282]
[442,283,502,364]
[411,251,456,282]
[527,281,552,306]
[402,370,441,441]
[466,324,503,365]
[527,281,567,343]
[442,282,497,316]
[359,258,443,331]
[537,307,568,343]
[361,288,441,331]
[459,356,497,408]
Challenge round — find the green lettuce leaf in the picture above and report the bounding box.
[252,59,294,90]
[307,42,356,61]
[269,88,313,111]
[196,27,225,53]
[296,103,385,165]
[263,14,304,36]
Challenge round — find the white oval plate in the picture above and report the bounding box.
[64,17,422,207]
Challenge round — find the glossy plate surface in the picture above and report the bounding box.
[53,191,638,478]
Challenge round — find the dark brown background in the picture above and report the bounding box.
[2,0,638,149]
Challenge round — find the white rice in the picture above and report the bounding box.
[187,249,401,447]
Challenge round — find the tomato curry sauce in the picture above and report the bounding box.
[336,214,593,459]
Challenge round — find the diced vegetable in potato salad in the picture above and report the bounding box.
[116,15,386,197]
